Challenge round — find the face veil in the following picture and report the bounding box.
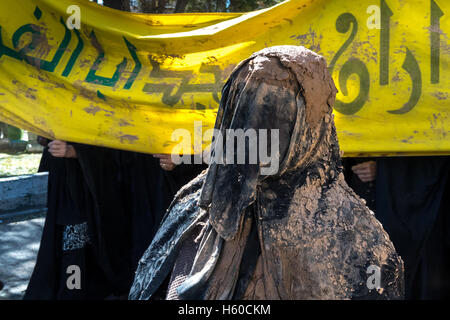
[199,45,341,242]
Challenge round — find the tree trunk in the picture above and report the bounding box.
[174,0,190,13]
[156,0,167,13]
[103,0,130,11]
[138,0,168,13]
[215,0,227,12]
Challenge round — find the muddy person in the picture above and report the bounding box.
[129,46,404,300]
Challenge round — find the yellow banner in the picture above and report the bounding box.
[0,0,449,156]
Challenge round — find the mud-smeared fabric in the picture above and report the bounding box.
[129,174,208,300]
[130,46,404,300]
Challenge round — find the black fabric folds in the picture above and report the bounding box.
[25,143,204,300]
[376,156,450,299]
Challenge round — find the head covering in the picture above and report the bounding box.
[200,45,340,241]
[130,46,404,300]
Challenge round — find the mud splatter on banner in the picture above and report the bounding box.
[0,0,448,155]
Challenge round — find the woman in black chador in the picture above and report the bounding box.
[129,46,404,300]
[24,139,204,300]
[24,140,124,299]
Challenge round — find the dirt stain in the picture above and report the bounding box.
[120,135,139,143]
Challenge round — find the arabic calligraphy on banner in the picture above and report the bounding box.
[0,0,448,156]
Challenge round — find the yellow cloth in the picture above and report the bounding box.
[0,0,448,155]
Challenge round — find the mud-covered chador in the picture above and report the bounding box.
[130,46,404,300]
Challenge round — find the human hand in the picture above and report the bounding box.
[48,140,77,158]
[37,136,50,147]
[153,153,177,171]
[351,160,376,183]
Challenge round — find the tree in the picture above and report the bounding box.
[174,0,190,13]
[103,0,130,11]
[185,0,282,12]
[103,0,283,13]
[137,0,167,13]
